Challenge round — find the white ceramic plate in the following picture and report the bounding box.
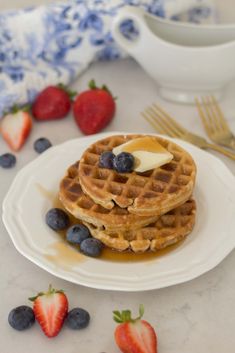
[2,132,235,291]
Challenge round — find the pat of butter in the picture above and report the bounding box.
[113,136,173,172]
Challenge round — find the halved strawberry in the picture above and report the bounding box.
[29,285,68,338]
[0,107,32,151]
[113,305,157,353]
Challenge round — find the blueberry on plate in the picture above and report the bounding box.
[8,305,35,331]
[80,238,103,257]
[65,308,90,330]
[113,152,134,173]
[66,224,91,245]
[0,153,16,169]
[34,137,52,153]
[46,208,70,231]
[99,151,115,169]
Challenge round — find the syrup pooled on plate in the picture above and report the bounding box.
[45,241,86,269]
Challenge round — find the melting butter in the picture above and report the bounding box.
[113,136,173,172]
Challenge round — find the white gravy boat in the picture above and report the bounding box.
[112,6,235,103]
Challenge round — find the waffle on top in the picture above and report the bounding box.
[59,162,159,231]
[85,199,196,252]
[78,135,196,216]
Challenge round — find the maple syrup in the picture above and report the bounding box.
[120,136,167,153]
[45,241,86,269]
[100,242,183,262]
[36,183,55,202]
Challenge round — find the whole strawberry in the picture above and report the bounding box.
[32,84,75,121]
[0,106,32,151]
[29,284,68,338]
[73,79,116,135]
[113,305,157,353]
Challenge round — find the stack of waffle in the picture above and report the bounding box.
[59,135,197,253]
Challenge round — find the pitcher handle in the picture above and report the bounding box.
[112,6,151,54]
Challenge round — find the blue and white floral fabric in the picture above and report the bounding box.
[0,0,215,116]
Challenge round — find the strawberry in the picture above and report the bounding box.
[29,284,68,338]
[73,79,116,135]
[113,305,157,353]
[0,106,32,151]
[32,84,76,121]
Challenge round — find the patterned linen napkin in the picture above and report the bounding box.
[0,0,215,116]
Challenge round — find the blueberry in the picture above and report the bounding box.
[8,305,35,331]
[0,153,16,168]
[46,208,70,231]
[99,151,115,169]
[34,137,52,153]
[65,308,90,330]
[113,152,134,173]
[66,224,91,245]
[80,238,103,257]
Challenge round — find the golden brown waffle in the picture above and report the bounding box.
[59,161,160,231]
[78,135,196,216]
[85,199,196,252]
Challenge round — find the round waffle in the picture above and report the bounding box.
[85,199,196,252]
[78,134,196,216]
[59,161,160,231]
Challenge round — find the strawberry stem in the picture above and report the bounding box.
[88,79,116,99]
[10,104,30,114]
[139,303,144,318]
[89,79,97,90]
[11,105,20,114]
[57,82,77,100]
[28,292,44,302]
[28,285,65,301]
[113,304,145,324]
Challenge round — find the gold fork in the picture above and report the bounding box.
[143,103,235,160]
[195,96,235,150]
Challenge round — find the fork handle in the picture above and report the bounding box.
[229,138,235,150]
[205,143,235,160]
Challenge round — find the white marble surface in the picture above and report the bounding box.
[1,58,235,353]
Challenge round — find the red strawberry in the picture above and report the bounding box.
[29,285,68,338]
[0,106,32,151]
[73,79,116,135]
[32,84,75,121]
[113,305,157,353]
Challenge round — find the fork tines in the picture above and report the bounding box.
[195,96,229,133]
[142,103,185,138]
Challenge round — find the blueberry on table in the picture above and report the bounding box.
[46,208,70,231]
[66,224,91,245]
[65,308,90,330]
[80,238,103,257]
[113,152,134,173]
[8,305,35,331]
[0,153,16,168]
[99,151,115,169]
[34,137,52,153]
